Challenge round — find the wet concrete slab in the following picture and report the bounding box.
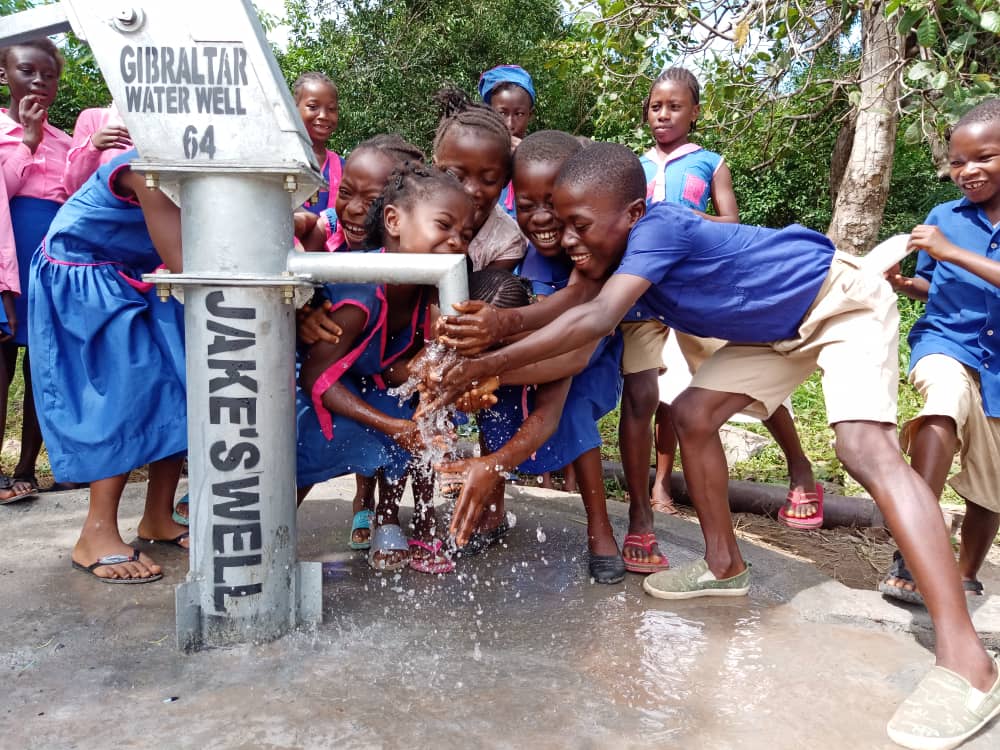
[1,479,998,749]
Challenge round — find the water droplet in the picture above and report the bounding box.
[536,526,546,543]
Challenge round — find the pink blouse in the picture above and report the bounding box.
[0,172,16,294]
[0,108,72,203]
[63,106,126,196]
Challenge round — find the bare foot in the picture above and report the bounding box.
[650,483,679,515]
[779,484,821,524]
[622,528,666,568]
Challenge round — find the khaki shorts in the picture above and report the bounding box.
[900,354,1000,513]
[691,252,900,424]
[675,332,727,375]
[620,320,670,375]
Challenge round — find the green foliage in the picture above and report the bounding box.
[277,0,592,153]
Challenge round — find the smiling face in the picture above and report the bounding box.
[0,45,60,110]
[514,159,563,257]
[433,127,509,233]
[490,85,533,140]
[384,184,475,256]
[336,149,397,249]
[553,180,644,281]
[295,79,339,148]
[949,120,1000,218]
[645,80,698,153]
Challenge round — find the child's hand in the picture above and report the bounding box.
[454,375,500,413]
[436,300,505,355]
[884,262,930,302]
[19,95,47,153]
[416,355,493,417]
[908,224,956,262]
[294,210,319,241]
[0,292,16,343]
[436,456,506,547]
[91,124,132,151]
[296,300,343,345]
[392,420,426,455]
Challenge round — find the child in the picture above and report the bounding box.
[478,64,536,217]
[0,39,72,497]
[296,162,474,573]
[879,99,1000,611]
[292,72,345,248]
[29,149,188,582]
[432,87,526,272]
[62,103,131,195]
[433,142,1000,750]
[638,68,817,529]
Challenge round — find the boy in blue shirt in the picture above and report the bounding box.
[880,99,1000,613]
[432,140,1000,749]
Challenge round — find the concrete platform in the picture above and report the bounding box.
[1,478,998,750]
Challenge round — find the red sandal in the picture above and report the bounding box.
[778,483,824,530]
[622,533,670,574]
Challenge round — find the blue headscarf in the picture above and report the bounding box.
[478,65,536,106]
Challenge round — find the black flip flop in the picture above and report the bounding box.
[456,518,511,558]
[878,550,925,606]
[964,579,985,596]
[138,532,190,549]
[589,553,626,584]
[72,548,163,584]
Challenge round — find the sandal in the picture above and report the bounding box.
[367,524,411,571]
[71,548,163,584]
[588,553,626,584]
[456,517,511,558]
[964,579,985,596]
[778,482,824,530]
[878,550,924,606]
[348,510,373,551]
[408,539,455,574]
[172,494,189,526]
[622,533,670,574]
[0,474,38,505]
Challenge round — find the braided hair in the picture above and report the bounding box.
[292,71,337,101]
[469,268,533,309]
[643,67,701,129]
[432,86,512,180]
[362,161,468,248]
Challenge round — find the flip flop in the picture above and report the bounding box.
[0,484,38,505]
[348,509,374,551]
[622,532,670,574]
[589,553,626,584]
[172,494,189,526]
[368,524,411,571]
[457,517,511,558]
[650,497,680,515]
[878,550,924,606]
[72,548,163,584]
[138,532,190,549]
[964,579,985,596]
[778,482,824,530]
[408,539,455,574]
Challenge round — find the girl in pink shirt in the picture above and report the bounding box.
[0,39,71,497]
[62,103,131,196]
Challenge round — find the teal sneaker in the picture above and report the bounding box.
[887,655,1000,750]
[642,559,750,600]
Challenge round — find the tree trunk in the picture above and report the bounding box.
[827,1,904,255]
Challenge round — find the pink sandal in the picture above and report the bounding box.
[778,483,824,530]
[622,533,670,574]
[408,539,456,575]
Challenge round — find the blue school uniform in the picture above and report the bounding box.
[9,196,60,345]
[296,280,430,486]
[27,150,186,482]
[908,198,1000,417]
[617,202,834,343]
[479,245,623,473]
[640,145,723,211]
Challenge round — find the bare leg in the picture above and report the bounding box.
[620,369,659,562]
[765,406,817,520]
[574,448,618,557]
[73,473,162,580]
[0,342,34,499]
[884,416,957,595]
[351,473,376,546]
[136,455,188,545]
[670,387,752,579]
[834,420,996,690]
[651,401,679,514]
[539,471,555,489]
[12,351,42,483]
[562,462,578,493]
[958,502,1000,592]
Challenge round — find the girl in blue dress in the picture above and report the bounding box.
[296,162,474,573]
[29,150,188,584]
